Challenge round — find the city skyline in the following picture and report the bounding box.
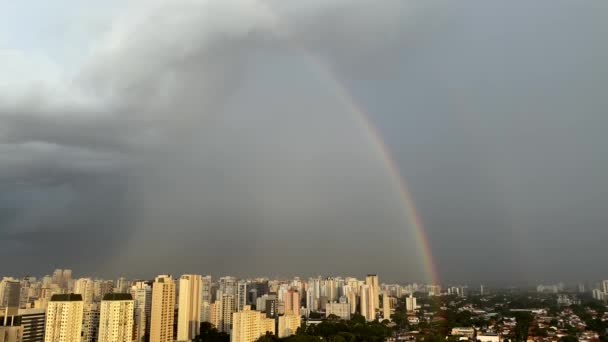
[1,1,608,284]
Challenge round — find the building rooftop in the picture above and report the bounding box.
[50,293,83,302]
[102,293,133,301]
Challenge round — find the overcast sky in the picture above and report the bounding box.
[1,0,607,285]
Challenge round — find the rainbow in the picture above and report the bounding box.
[263,6,440,285]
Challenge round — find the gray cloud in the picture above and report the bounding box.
[1,0,607,284]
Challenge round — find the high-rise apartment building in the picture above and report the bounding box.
[382,292,391,321]
[365,275,379,310]
[131,281,152,342]
[115,278,129,294]
[219,277,237,297]
[0,278,20,314]
[283,290,300,316]
[73,279,95,305]
[98,293,134,342]
[94,280,113,303]
[200,276,212,323]
[177,275,202,341]
[406,294,417,312]
[277,314,300,338]
[236,283,248,312]
[81,303,100,342]
[150,275,176,342]
[359,285,374,322]
[231,306,275,342]
[44,294,83,342]
[210,294,235,333]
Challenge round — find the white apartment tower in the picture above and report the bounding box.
[177,274,203,341]
[98,293,134,342]
[44,294,84,342]
[150,275,176,342]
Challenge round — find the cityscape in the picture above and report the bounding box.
[1,270,608,342]
[2,1,608,342]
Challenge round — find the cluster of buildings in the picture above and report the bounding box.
[0,270,420,342]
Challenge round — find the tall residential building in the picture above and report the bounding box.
[406,294,417,312]
[365,275,379,310]
[150,275,176,342]
[44,294,83,342]
[0,278,20,314]
[382,292,391,321]
[602,280,608,294]
[200,276,212,323]
[219,277,237,297]
[80,303,100,342]
[359,285,374,322]
[236,283,248,312]
[278,314,301,338]
[218,294,236,333]
[98,293,134,342]
[73,279,95,305]
[326,301,350,320]
[231,306,275,342]
[94,280,113,303]
[115,278,129,294]
[51,270,71,291]
[283,290,300,317]
[177,275,202,341]
[131,281,152,342]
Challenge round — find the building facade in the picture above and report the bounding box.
[177,275,202,341]
[44,294,83,342]
[98,293,134,342]
[150,276,176,342]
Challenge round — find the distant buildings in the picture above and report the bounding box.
[406,293,417,312]
[150,275,176,342]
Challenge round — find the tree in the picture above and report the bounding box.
[559,335,578,342]
[195,322,230,342]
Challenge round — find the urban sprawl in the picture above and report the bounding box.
[1,270,608,342]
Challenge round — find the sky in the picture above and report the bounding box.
[1,0,607,285]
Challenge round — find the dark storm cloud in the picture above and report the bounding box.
[1,0,607,284]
